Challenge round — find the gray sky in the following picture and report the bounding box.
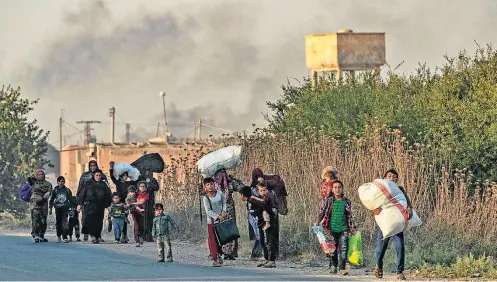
[2,0,497,147]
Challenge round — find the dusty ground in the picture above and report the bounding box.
[0,226,437,281]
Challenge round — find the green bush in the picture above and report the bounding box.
[266,45,497,179]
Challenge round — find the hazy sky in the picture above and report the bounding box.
[1,0,496,146]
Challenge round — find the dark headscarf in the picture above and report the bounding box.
[251,168,264,182]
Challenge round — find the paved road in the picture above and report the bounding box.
[0,236,349,281]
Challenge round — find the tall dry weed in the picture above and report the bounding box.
[157,124,497,261]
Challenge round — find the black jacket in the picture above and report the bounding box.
[110,169,137,203]
[49,186,72,209]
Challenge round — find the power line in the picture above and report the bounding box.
[115,111,127,123]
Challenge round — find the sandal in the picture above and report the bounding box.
[375,266,383,279]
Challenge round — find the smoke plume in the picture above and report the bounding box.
[6,0,497,144]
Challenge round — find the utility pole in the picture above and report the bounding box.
[109,107,115,143]
[59,110,64,151]
[76,120,101,145]
[197,119,202,140]
[156,122,160,137]
[159,92,168,139]
[125,123,131,143]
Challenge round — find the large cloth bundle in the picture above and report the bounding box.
[131,153,165,173]
[196,146,243,178]
[358,179,422,239]
[112,163,141,181]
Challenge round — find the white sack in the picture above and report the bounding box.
[196,145,243,178]
[358,179,422,239]
[113,163,141,181]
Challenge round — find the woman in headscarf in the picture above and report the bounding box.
[77,169,112,244]
[30,169,53,243]
[77,160,108,242]
[142,171,160,242]
[213,168,238,260]
[251,168,288,259]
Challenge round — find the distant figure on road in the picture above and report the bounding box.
[49,176,72,243]
[76,160,108,242]
[30,169,53,243]
[77,169,112,244]
[152,203,177,263]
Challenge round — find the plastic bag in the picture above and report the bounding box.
[312,225,336,256]
[347,231,363,266]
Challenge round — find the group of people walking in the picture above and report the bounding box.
[27,159,411,280]
[201,166,411,281]
[201,167,288,269]
[315,167,412,280]
[27,159,176,263]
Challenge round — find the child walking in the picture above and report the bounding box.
[316,180,357,276]
[202,177,226,267]
[109,192,126,243]
[49,176,72,243]
[320,166,338,199]
[152,203,177,262]
[68,196,81,242]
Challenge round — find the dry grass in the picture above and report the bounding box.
[156,122,497,270]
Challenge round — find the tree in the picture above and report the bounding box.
[0,86,50,216]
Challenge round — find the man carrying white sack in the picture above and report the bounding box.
[373,169,412,281]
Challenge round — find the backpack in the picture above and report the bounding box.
[53,190,69,208]
[264,174,288,215]
[20,183,32,202]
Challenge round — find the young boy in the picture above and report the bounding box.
[373,168,412,281]
[49,176,72,243]
[252,182,274,231]
[316,180,356,276]
[68,196,81,242]
[109,192,126,243]
[152,203,177,263]
[125,186,137,224]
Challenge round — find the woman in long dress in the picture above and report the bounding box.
[213,169,238,260]
[77,170,112,244]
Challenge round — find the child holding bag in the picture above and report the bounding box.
[316,180,357,276]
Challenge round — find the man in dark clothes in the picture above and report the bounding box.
[109,161,138,243]
[240,186,278,268]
